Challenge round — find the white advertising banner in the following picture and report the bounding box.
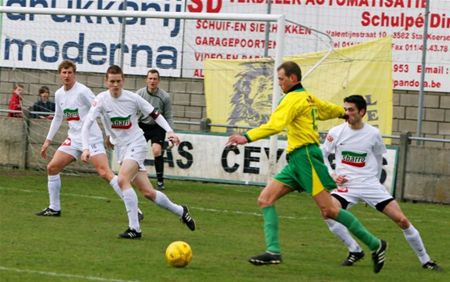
[1,0,448,92]
[0,0,184,77]
[184,0,450,92]
[111,133,398,195]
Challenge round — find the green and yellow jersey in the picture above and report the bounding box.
[244,85,345,153]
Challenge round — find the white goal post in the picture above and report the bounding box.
[0,6,286,177]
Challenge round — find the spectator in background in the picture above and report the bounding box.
[136,69,174,191]
[30,86,56,119]
[8,83,24,118]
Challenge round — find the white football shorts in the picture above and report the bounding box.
[115,138,148,172]
[331,181,393,209]
[57,137,106,160]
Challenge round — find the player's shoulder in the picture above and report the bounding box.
[74,82,95,95]
[329,122,347,135]
[96,90,108,98]
[158,88,170,98]
[75,81,90,91]
[54,85,65,96]
[122,89,139,98]
[363,123,381,135]
[135,87,146,96]
[94,91,110,103]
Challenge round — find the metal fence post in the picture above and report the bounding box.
[21,110,31,169]
[395,131,411,202]
[200,118,211,132]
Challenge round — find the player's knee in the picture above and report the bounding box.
[321,206,339,219]
[153,150,162,157]
[397,217,410,229]
[143,189,155,201]
[47,163,60,175]
[96,167,112,181]
[117,178,128,190]
[257,196,272,208]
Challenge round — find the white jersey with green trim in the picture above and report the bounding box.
[46,81,103,145]
[86,89,155,147]
[322,122,386,186]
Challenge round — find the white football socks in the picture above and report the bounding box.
[403,224,431,264]
[326,219,363,253]
[122,188,140,232]
[109,175,124,199]
[48,174,61,211]
[154,191,183,216]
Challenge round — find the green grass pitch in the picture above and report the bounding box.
[0,169,448,282]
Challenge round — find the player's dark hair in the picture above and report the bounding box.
[58,60,76,73]
[344,95,367,111]
[277,61,302,82]
[106,65,124,79]
[147,69,160,79]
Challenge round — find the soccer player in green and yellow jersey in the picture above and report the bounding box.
[227,61,387,273]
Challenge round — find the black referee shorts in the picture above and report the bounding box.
[138,122,166,145]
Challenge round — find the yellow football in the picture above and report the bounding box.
[165,241,193,267]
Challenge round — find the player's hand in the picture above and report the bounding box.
[81,149,90,163]
[334,174,348,185]
[167,132,180,146]
[226,134,248,148]
[104,136,114,149]
[40,139,51,159]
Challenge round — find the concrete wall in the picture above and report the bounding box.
[402,146,450,204]
[391,91,450,148]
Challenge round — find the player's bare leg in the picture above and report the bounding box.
[383,200,441,271]
[116,160,141,239]
[314,190,386,273]
[132,172,195,231]
[90,153,144,221]
[36,151,74,216]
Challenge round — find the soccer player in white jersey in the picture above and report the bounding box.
[322,95,441,271]
[36,60,144,220]
[81,65,195,239]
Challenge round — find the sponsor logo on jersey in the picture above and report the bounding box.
[63,108,80,121]
[341,151,367,167]
[111,115,132,129]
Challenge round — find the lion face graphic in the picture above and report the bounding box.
[227,62,274,133]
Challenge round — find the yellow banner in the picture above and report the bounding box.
[204,37,393,136]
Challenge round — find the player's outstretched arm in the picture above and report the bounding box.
[226,134,249,147]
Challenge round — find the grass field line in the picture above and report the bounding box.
[0,266,139,282]
[192,206,299,220]
[0,186,110,200]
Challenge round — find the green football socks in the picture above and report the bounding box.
[262,206,281,254]
[336,208,380,251]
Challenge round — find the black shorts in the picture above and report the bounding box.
[138,122,166,145]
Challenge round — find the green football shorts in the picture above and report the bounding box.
[274,144,336,196]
